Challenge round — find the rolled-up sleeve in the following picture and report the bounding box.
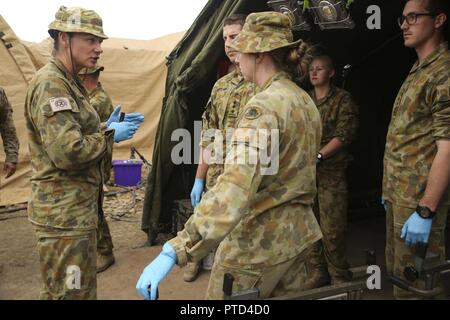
[431,74,450,140]
[334,93,359,146]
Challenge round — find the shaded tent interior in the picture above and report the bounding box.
[142,0,444,242]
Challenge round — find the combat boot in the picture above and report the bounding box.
[303,267,331,291]
[183,261,200,282]
[97,253,115,273]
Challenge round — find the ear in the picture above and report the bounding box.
[329,68,336,79]
[58,32,70,48]
[435,13,447,29]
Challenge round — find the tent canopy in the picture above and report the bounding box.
[142,0,428,242]
[0,14,184,206]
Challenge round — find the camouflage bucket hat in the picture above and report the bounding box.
[230,11,301,53]
[48,6,108,39]
[79,65,104,75]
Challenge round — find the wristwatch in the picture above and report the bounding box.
[416,205,436,219]
[317,153,324,163]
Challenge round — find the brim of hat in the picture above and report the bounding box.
[230,35,302,54]
[48,24,108,39]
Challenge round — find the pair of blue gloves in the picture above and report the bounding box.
[106,105,145,143]
[381,198,433,247]
[136,242,177,300]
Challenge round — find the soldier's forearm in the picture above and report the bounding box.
[196,147,210,179]
[420,140,450,212]
[320,137,344,159]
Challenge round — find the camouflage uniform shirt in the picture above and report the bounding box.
[89,82,114,122]
[170,72,323,268]
[0,87,19,163]
[25,57,114,230]
[201,69,257,190]
[309,85,359,169]
[383,42,450,207]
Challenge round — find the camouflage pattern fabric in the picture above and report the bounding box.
[305,86,358,282]
[169,72,323,296]
[35,226,97,300]
[24,57,114,230]
[309,86,359,168]
[383,43,450,208]
[229,11,301,53]
[97,191,113,256]
[385,201,448,299]
[0,87,19,164]
[206,251,308,299]
[89,82,114,123]
[48,6,108,39]
[201,69,257,190]
[79,65,104,75]
[308,169,351,282]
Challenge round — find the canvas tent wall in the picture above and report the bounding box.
[142,0,428,243]
[0,14,184,206]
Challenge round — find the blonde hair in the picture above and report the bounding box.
[269,40,315,85]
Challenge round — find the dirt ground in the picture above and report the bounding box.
[0,196,391,300]
[0,185,212,300]
[0,168,448,300]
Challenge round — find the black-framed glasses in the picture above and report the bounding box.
[398,12,438,27]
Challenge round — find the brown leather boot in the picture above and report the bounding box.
[183,262,200,282]
[303,267,331,291]
[97,253,115,273]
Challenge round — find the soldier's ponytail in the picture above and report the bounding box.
[285,40,314,85]
[269,40,314,85]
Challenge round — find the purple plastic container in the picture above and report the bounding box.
[112,159,143,187]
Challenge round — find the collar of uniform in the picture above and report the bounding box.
[260,71,290,91]
[51,57,90,98]
[309,85,337,107]
[89,82,103,96]
[410,42,449,74]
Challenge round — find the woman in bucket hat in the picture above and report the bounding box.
[137,11,323,300]
[24,6,139,299]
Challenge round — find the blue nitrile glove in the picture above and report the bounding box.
[108,122,139,143]
[136,242,177,300]
[124,113,145,125]
[381,198,387,211]
[106,105,121,127]
[401,212,433,246]
[190,178,205,208]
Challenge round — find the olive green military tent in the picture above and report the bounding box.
[141,0,433,243]
[0,14,184,206]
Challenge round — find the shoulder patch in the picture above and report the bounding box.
[244,107,262,120]
[49,97,72,112]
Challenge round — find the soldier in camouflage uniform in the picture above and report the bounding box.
[185,14,257,282]
[79,65,114,122]
[79,65,116,273]
[383,0,450,299]
[25,6,139,299]
[137,11,323,300]
[0,87,19,180]
[304,55,359,288]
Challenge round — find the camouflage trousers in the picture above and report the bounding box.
[205,252,308,299]
[34,226,97,300]
[97,192,114,256]
[306,167,351,282]
[385,201,448,299]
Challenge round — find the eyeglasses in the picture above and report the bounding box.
[397,12,438,27]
